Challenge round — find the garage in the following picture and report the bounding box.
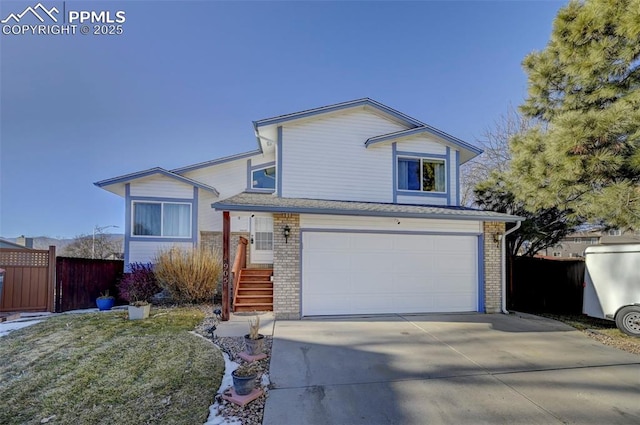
[302,231,480,316]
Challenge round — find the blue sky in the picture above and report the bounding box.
[0,0,564,238]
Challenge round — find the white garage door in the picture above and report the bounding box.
[302,232,479,316]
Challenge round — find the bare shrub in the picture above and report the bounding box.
[118,263,160,303]
[153,246,221,303]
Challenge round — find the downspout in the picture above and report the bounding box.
[502,220,522,314]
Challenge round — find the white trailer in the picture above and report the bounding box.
[583,244,640,336]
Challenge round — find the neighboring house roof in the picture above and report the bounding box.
[0,239,33,249]
[213,192,523,222]
[365,126,482,163]
[561,228,640,244]
[94,167,219,197]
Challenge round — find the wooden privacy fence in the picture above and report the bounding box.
[0,247,56,312]
[510,256,585,314]
[56,257,124,312]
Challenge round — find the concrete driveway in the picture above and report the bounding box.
[263,313,640,425]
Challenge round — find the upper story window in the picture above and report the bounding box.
[589,238,599,244]
[252,166,276,190]
[573,238,581,243]
[608,229,621,236]
[133,202,191,237]
[397,157,446,192]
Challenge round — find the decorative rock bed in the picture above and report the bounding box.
[196,310,273,425]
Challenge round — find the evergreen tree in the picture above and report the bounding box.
[510,0,640,229]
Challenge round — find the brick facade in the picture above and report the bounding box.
[272,213,301,319]
[483,221,505,313]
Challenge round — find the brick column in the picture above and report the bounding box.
[272,213,301,319]
[483,221,505,313]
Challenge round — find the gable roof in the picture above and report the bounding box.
[213,192,523,222]
[253,98,482,163]
[253,98,424,130]
[94,167,219,197]
[365,126,482,163]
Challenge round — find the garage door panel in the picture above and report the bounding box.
[302,232,478,316]
[394,234,435,252]
[393,254,434,272]
[351,233,393,250]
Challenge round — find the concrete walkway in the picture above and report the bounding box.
[215,311,275,337]
[263,313,640,425]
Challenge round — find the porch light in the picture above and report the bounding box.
[493,233,503,247]
[283,225,291,243]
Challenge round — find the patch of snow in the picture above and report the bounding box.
[260,372,270,389]
[203,350,241,425]
[0,319,43,338]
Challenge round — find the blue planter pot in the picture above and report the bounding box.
[96,298,115,311]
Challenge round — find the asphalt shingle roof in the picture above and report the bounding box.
[213,192,523,222]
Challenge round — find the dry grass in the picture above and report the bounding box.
[0,307,224,425]
[540,313,640,355]
[154,247,222,303]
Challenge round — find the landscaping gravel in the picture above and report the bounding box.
[196,307,272,425]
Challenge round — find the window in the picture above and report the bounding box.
[573,238,581,243]
[608,229,621,236]
[553,252,561,257]
[133,202,191,237]
[252,166,276,190]
[397,158,446,192]
[589,238,599,245]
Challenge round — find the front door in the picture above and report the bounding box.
[250,215,274,264]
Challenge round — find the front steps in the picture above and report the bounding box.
[233,268,273,312]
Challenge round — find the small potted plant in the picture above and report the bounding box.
[232,363,258,395]
[96,291,115,311]
[128,300,151,320]
[117,263,159,321]
[244,316,264,355]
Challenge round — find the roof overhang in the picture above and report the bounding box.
[171,150,262,174]
[213,193,524,223]
[94,167,219,197]
[365,127,482,164]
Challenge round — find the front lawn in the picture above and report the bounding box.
[0,307,224,425]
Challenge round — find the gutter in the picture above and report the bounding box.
[502,220,522,314]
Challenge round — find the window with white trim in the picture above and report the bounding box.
[252,166,276,190]
[608,229,621,236]
[133,202,191,237]
[397,157,446,192]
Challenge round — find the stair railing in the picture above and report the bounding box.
[231,236,248,309]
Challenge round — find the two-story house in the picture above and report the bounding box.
[96,99,522,319]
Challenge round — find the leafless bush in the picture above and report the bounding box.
[153,246,221,303]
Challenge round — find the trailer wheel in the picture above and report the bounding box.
[615,306,640,337]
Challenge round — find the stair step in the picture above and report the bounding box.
[236,295,273,302]
[238,289,273,295]
[234,269,274,313]
[233,304,273,312]
[239,282,272,287]
[241,269,273,274]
